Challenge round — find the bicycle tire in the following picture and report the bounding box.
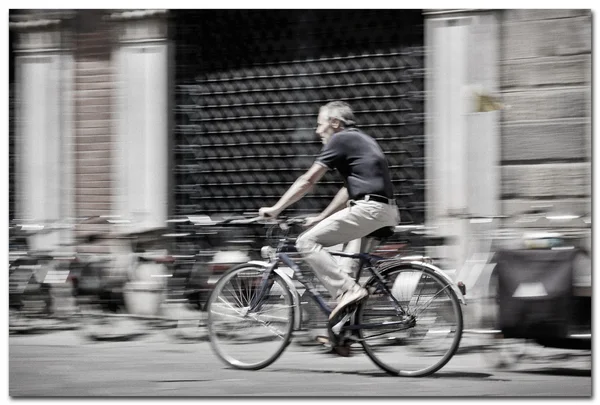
[207,263,294,370]
[357,262,463,377]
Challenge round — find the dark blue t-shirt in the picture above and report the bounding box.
[315,128,394,200]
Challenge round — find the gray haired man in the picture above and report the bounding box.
[259,101,400,325]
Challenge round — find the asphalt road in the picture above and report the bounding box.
[8,326,592,397]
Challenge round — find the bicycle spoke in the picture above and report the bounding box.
[216,296,245,316]
[213,295,266,335]
[207,265,293,370]
[223,282,245,309]
[250,304,293,315]
[408,272,427,313]
[358,265,463,377]
[210,309,246,321]
[244,277,254,306]
[247,314,287,340]
[239,277,252,307]
[236,277,245,306]
[411,285,453,318]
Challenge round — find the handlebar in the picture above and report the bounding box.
[181,214,307,228]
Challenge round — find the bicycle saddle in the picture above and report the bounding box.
[366,226,395,239]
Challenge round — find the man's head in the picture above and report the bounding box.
[316,101,356,145]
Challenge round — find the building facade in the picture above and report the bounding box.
[425,9,591,273]
[9,9,592,271]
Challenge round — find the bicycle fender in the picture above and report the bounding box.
[247,261,302,330]
[247,260,271,267]
[407,261,467,305]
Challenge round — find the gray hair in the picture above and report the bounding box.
[320,101,356,127]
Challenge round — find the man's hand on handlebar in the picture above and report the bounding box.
[303,216,323,228]
[258,206,283,219]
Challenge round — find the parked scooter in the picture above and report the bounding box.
[69,216,174,340]
[478,209,591,368]
[162,214,262,340]
[9,221,75,331]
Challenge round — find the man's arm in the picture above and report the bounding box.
[259,163,328,217]
[312,187,349,222]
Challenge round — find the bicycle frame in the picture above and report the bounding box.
[239,216,465,339]
[248,243,411,331]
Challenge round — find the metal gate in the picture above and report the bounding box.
[173,10,425,224]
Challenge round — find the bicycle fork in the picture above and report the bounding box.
[247,261,278,314]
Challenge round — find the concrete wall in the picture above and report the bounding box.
[499,9,592,218]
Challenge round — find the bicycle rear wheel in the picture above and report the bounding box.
[357,263,463,377]
[207,263,294,370]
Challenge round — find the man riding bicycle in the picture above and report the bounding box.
[259,100,400,325]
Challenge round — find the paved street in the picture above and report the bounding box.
[8,326,591,397]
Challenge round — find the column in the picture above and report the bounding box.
[425,10,501,278]
[110,10,170,231]
[11,14,75,250]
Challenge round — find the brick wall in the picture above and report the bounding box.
[74,13,114,219]
[499,9,592,217]
[73,12,116,249]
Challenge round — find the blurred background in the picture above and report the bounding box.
[7,8,592,395]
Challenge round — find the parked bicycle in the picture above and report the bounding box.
[206,216,465,377]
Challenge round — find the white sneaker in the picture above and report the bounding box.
[329,286,368,322]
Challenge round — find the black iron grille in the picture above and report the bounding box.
[173,10,425,224]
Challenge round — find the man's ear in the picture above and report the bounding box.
[331,119,341,129]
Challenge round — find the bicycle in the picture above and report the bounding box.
[206,216,465,377]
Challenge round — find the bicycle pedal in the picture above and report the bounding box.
[326,328,338,346]
[322,330,354,358]
[329,314,351,335]
[331,344,352,357]
[328,305,357,330]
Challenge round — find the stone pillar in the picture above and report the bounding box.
[11,14,75,249]
[425,10,501,281]
[110,10,170,231]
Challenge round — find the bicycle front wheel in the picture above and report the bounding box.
[357,263,463,377]
[206,263,294,370]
